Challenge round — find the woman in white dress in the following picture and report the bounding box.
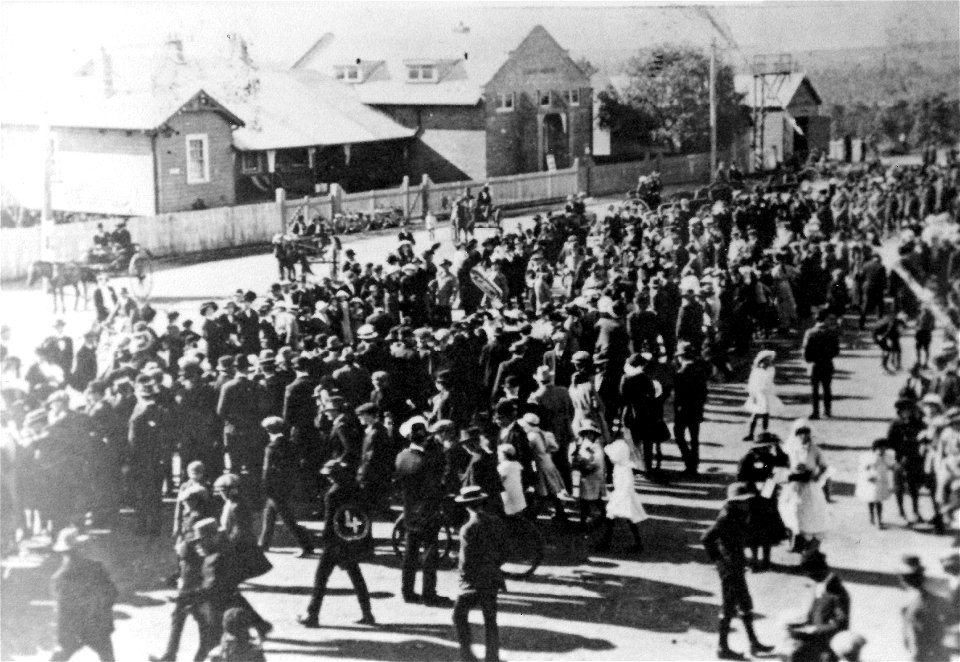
[743,350,783,441]
[596,437,648,553]
[778,419,830,552]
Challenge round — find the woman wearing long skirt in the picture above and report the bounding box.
[778,419,830,553]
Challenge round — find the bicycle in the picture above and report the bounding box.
[391,502,545,579]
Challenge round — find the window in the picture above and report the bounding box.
[563,88,580,106]
[240,151,261,174]
[406,64,436,82]
[334,66,361,82]
[185,134,210,184]
[539,90,551,107]
[495,92,515,112]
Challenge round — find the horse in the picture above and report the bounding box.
[452,198,475,245]
[26,260,97,314]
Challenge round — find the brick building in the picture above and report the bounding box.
[292,24,593,182]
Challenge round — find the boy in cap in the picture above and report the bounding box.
[50,528,118,661]
[452,485,507,662]
[701,482,774,660]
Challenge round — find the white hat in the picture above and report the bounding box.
[522,412,541,427]
[52,527,89,552]
[399,415,429,438]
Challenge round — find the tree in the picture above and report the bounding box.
[910,93,960,146]
[599,45,745,153]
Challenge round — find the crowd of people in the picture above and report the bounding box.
[1,156,959,662]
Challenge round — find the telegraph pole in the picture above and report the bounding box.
[39,122,55,261]
[709,38,717,179]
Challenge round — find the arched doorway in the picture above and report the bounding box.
[541,113,569,170]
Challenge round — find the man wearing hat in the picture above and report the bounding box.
[785,551,850,662]
[333,349,373,409]
[431,258,458,326]
[735,432,788,570]
[429,370,470,431]
[298,459,376,628]
[452,485,507,662]
[83,379,123,527]
[129,374,172,536]
[323,395,365,472]
[49,528,118,661]
[258,416,315,556]
[899,555,948,662]
[200,302,228,366]
[528,365,576,490]
[701,482,774,660]
[69,330,99,392]
[48,319,74,382]
[174,359,224,478]
[395,418,449,605]
[802,309,840,419]
[620,353,661,475]
[217,355,269,483]
[257,350,288,418]
[674,341,709,476]
[356,403,395,514]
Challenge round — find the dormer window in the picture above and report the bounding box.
[334,65,362,82]
[406,64,437,83]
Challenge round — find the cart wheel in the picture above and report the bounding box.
[128,254,154,302]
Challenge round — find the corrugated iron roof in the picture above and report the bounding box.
[291,23,548,106]
[1,45,415,148]
[734,72,821,110]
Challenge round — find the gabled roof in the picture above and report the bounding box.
[2,45,415,149]
[230,68,415,150]
[734,72,822,110]
[590,71,631,98]
[0,85,243,131]
[292,23,571,106]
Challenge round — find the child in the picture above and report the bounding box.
[598,437,647,553]
[173,461,213,540]
[424,209,437,243]
[571,424,607,532]
[496,444,527,517]
[855,439,894,529]
[914,306,935,368]
[873,312,904,372]
[208,608,266,662]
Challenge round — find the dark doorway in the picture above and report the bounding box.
[542,113,569,169]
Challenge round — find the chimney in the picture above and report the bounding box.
[166,34,185,64]
[100,47,114,98]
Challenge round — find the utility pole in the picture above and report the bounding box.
[39,122,55,261]
[709,38,717,179]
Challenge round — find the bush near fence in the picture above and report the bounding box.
[2,151,721,281]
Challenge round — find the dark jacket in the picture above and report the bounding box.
[789,574,850,662]
[458,511,506,591]
[701,507,748,576]
[674,359,709,417]
[395,443,445,530]
[217,377,267,435]
[802,324,840,372]
[262,433,299,497]
[51,556,117,640]
[329,412,365,470]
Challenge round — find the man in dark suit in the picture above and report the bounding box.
[627,293,660,356]
[49,319,74,382]
[491,339,534,406]
[620,353,659,474]
[542,330,575,388]
[70,331,99,392]
[802,310,840,419]
[674,341,709,476]
[332,349,372,409]
[785,551,850,662]
[283,356,320,490]
[859,253,887,329]
[356,403,396,514]
[129,375,172,536]
[258,417,314,556]
[395,418,448,606]
[258,350,290,418]
[323,396,364,472]
[92,275,117,323]
[216,356,268,481]
[676,287,706,351]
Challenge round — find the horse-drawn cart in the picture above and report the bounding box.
[86,246,155,301]
[272,230,341,281]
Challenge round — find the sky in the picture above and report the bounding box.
[1,0,958,82]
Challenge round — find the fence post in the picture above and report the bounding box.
[421,174,430,216]
[401,175,410,220]
[275,188,286,232]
